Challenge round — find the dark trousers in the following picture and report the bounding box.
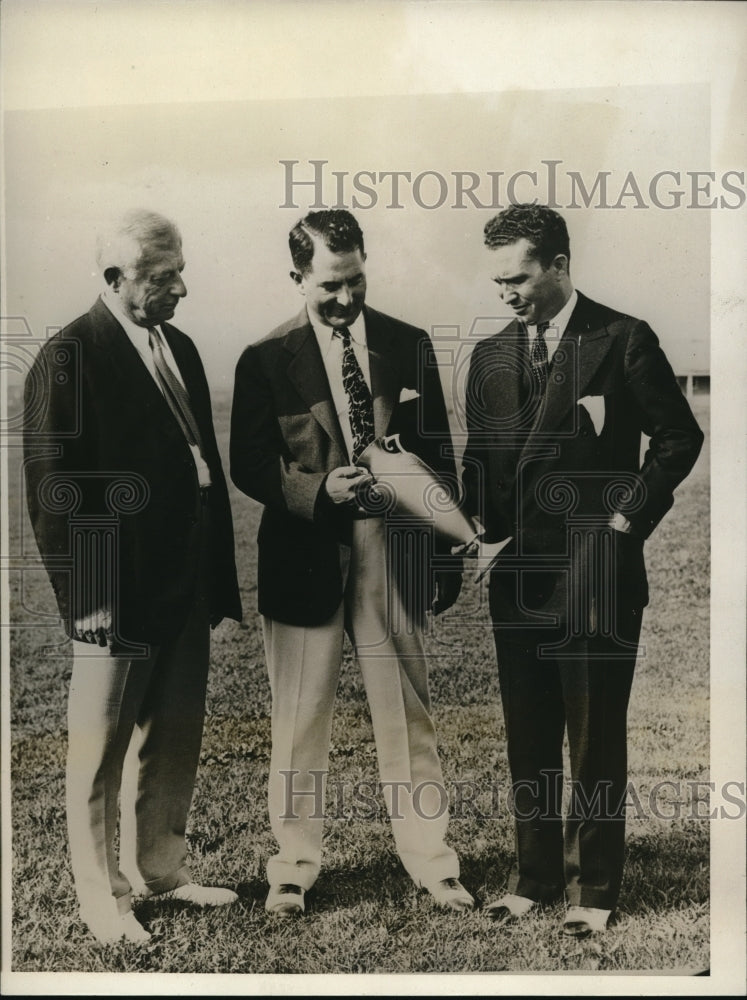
[492,606,642,909]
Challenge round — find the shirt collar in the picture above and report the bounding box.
[529,288,578,339]
[101,289,164,341]
[308,308,367,352]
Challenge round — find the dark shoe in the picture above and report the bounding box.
[265,883,305,916]
[562,905,612,938]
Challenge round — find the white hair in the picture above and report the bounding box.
[95,208,182,276]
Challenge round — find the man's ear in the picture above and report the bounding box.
[551,254,570,277]
[103,267,122,289]
[290,270,305,292]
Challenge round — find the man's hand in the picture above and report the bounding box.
[325,465,374,509]
[451,518,485,557]
[453,522,513,583]
[608,512,634,534]
[431,567,463,616]
[73,608,112,647]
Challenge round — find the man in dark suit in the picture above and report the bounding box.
[461,204,703,937]
[230,209,471,916]
[23,209,242,945]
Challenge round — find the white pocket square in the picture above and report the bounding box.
[398,388,420,404]
[578,395,605,436]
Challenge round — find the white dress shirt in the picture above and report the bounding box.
[310,311,371,462]
[101,292,212,487]
[527,288,579,362]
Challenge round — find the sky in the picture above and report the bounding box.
[1,9,721,394]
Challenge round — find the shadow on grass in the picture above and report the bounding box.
[302,856,409,914]
[456,851,515,905]
[619,827,709,917]
[277,847,519,915]
[234,879,270,909]
[133,878,268,925]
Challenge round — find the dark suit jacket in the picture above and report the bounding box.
[230,305,458,627]
[462,291,704,627]
[23,297,242,647]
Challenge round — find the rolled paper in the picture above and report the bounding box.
[356,434,479,546]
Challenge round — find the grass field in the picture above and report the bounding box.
[6,391,710,976]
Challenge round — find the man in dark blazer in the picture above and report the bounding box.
[461,204,703,937]
[230,209,471,916]
[23,209,242,945]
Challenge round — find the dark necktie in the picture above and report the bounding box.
[530,321,550,394]
[148,328,204,452]
[337,326,375,462]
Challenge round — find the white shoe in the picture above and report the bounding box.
[563,905,612,938]
[145,882,238,907]
[119,910,152,943]
[427,877,475,912]
[85,909,151,945]
[484,892,537,924]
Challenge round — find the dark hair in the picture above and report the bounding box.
[483,204,570,268]
[289,210,365,275]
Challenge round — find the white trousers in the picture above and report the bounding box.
[66,515,210,928]
[263,516,458,891]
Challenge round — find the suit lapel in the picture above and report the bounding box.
[88,299,199,459]
[89,298,176,420]
[526,291,615,440]
[481,322,534,447]
[283,306,400,452]
[364,307,398,437]
[284,310,346,453]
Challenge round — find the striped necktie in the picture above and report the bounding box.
[336,326,375,462]
[148,328,204,452]
[529,321,550,394]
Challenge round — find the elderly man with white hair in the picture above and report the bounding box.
[23,208,242,945]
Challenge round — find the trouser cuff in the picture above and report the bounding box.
[115,889,133,916]
[143,864,192,896]
[509,873,563,904]
[565,887,618,909]
[266,859,319,892]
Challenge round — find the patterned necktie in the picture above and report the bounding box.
[148,328,204,451]
[337,326,375,462]
[529,321,550,394]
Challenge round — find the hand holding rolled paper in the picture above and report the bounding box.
[468,535,513,583]
[452,519,513,582]
[453,517,485,557]
[326,465,374,508]
[356,434,478,545]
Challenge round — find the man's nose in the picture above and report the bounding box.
[171,274,187,297]
[336,284,352,306]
